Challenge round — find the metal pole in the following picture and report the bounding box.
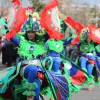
[95,0,98,27]
[77,0,79,20]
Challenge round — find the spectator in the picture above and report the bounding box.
[5,40,16,67]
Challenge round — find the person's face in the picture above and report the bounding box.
[86,37,91,43]
[27,31,36,40]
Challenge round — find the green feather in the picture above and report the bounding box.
[46,40,64,53]
[17,35,47,59]
[0,17,8,26]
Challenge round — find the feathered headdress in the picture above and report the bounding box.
[79,28,89,41]
[40,0,64,40]
[21,14,41,33]
[88,24,100,44]
[5,0,30,40]
[20,12,46,36]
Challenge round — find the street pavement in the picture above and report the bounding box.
[42,84,100,100]
[0,58,100,100]
[71,85,100,100]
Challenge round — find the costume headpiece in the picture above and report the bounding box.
[21,13,41,33]
[64,16,84,44]
[80,28,89,41]
[26,6,34,16]
[88,24,100,44]
[64,16,76,28]
[40,0,64,40]
[5,0,28,40]
[4,0,41,39]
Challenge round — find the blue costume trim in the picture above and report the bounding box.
[80,57,94,75]
[63,38,72,45]
[11,36,20,46]
[48,51,60,57]
[47,71,70,100]
[80,53,95,60]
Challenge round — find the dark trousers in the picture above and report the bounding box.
[2,47,6,64]
[6,56,14,67]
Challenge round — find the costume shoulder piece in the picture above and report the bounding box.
[80,41,95,53]
[18,38,47,59]
[46,39,63,53]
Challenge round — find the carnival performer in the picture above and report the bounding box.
[3,14,47,100]
[76,27,99,91]
[39,0,73,74]
[45,35,73,74]
[0,19,72,100]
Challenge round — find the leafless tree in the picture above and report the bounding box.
[58,0,92,26]
[0,0,12,17]
[0,0,24,18]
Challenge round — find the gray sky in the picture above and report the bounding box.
[76,0,100,5]
[21,0,50,7]
[22,0,100,7]
[22,0,32,7]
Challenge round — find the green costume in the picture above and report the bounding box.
[46,39,64,53]
[16,34,46,59]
